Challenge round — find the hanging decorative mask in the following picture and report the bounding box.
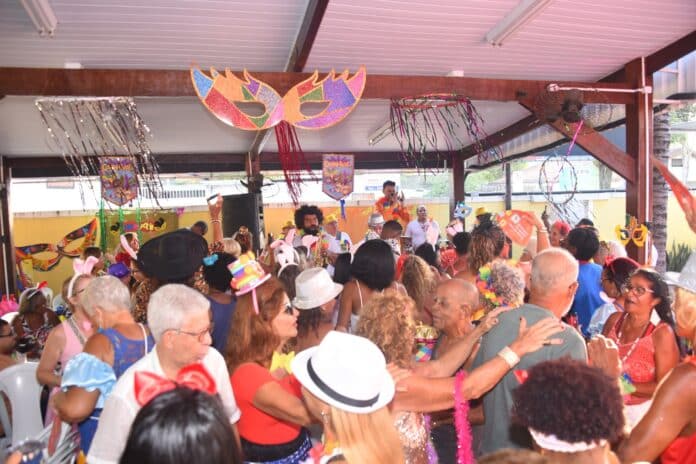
[615,216,649,247]
[190,66,367,130]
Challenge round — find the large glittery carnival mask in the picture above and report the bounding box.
[190,66,367,130]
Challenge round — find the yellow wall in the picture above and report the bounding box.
[11,196,694,296]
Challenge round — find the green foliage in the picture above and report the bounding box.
[465,166,503,193]
[670,104,696,146]
[666,241,693,272]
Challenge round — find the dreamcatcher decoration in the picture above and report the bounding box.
[389,94,501,169]
[35,98,162,207]
[191,66,367,204]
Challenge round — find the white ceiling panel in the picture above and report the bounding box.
[0,0,308,70]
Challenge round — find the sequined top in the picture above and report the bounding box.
[394,411,429,464]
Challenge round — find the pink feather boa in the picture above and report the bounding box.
[454,370,474,463]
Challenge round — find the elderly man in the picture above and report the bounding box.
[405,204,440,250]
[323,214,352,276]
[88,284,240,464]
[472,248,587,456]
[429,279,481,463]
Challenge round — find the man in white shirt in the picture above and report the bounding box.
[323,214,352,276]
[88,284,241,464]
[405,205,440,251]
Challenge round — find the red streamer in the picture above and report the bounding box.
[274,121,315,205]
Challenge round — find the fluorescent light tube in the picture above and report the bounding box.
[20,0,58,36]
[484,0,552,46]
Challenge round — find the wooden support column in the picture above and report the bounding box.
[0,157,16,296]
[624,58,654,264]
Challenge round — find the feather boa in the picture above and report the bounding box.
[454,370,474,463]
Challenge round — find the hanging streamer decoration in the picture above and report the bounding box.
[389,94,501,169]
[15,219,98,273]
[34,97,163,207]
[190,66,367,204]
[322,154,354,219]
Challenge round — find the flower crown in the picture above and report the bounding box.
[476,264,505,308]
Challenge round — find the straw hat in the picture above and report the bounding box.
[292,331,395,414]
[475,206,488,217]
[325,214,339,224]
[293,268,343,310]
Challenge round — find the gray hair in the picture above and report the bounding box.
[530,248,579,294]
[81,275,131,316]
[147,284,210,343]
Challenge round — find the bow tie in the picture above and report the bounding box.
[134,363,217,406]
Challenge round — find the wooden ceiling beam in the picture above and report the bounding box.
[0,67,633,104]
[518,100,636,183]
[5,151,437,178]
[458,29,696,161]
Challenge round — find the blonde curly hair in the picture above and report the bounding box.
[400,255,437,313]
[354,292,416,369]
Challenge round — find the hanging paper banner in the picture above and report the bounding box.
[497,210,534,246]
[654,157,695,217]
[322,154,354,201]
[101,157,138,206]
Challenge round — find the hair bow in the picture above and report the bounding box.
[26,281,48,300]
[134,363,217,406]
[203,254,219,266]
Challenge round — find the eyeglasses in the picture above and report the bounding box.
[167,324,214,343]
[622,283,654,297]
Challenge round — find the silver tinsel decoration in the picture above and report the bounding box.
[35,97,163,206]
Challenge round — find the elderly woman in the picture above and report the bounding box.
[12,284,60,359]
[512,359,624,463]
[37,274,95,424]
[355,292,564,463]
[226,276,314,463]
[292,331,404,463]
[52,275,154,453]
[601,268,680,427]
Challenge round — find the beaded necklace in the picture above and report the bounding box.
[616,313,652,364]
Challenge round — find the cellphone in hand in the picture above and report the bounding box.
[207,194,219,204]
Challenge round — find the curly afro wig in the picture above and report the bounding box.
[294,205,324,229]
[512,359,624,445]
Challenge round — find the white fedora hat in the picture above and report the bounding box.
[292,268,344,310]
[665,252,696,294]
[367,213,385,227]
[292,331,394,414]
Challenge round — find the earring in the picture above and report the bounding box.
[320,410,330,424]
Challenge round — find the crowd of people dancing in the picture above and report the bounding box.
[4,178,696,464]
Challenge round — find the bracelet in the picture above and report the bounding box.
[211,219,221,224]
[497,346,520,368]
[537,227,548,234]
